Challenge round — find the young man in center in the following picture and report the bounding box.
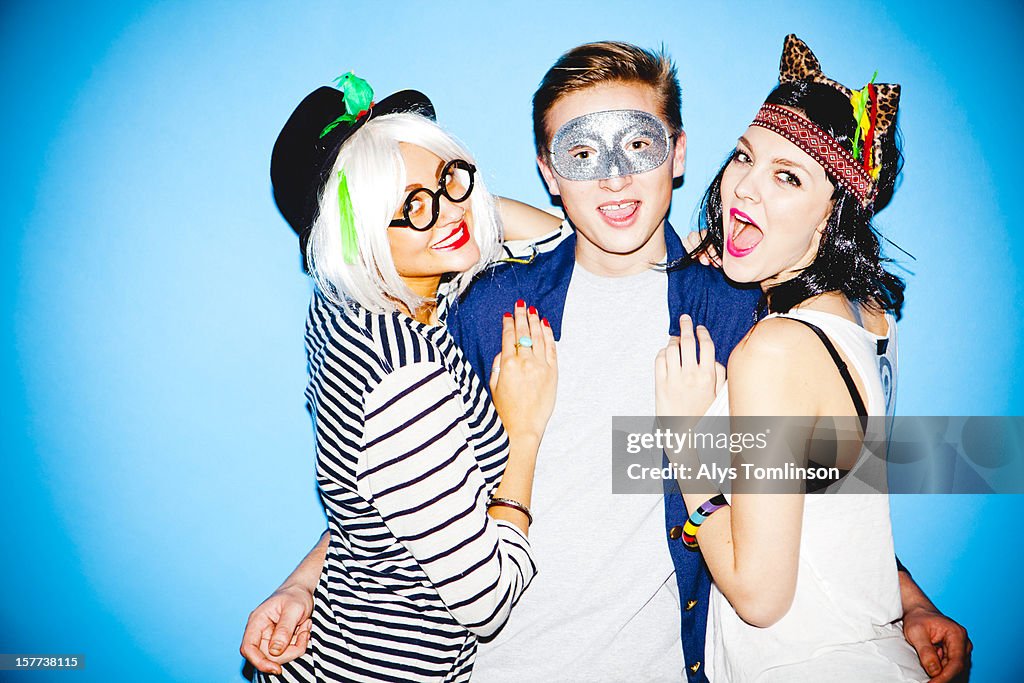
[446,41,757,682]
[448,41,969,683]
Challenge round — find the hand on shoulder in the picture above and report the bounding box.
[655,314,725,417]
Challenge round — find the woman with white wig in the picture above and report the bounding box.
[241,74,557,682]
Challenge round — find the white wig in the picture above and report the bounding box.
[305,112,502,315]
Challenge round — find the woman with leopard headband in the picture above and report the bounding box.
[656,35,929,681]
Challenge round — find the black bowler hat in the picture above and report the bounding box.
[270,78,434,256]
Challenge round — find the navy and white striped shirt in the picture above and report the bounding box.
[265,292,536,683]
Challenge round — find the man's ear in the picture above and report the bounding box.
[671,130,687,180]
[537,156,561,197]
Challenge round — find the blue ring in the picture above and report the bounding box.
[517,336,534,348]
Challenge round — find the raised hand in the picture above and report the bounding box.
[489,300,558,443]
[655,314,724,417]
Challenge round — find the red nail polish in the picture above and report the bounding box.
[528,306,537,315]
[504,312,513,318]
[542,318,551,327]
[516,299,525,307]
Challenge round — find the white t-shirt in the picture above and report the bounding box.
[472,262,684,682]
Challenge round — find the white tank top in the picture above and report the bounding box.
[703,308,927,682]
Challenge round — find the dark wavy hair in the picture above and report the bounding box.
[695,80,906,319]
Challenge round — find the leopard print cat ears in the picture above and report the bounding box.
[751,34,901,208]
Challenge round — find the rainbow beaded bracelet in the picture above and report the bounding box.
[682,494,729,550]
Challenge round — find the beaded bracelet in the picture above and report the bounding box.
[488,496,533,526]
[682,493,729,550]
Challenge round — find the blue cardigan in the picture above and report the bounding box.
[448,225,760,681]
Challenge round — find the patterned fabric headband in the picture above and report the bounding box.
[752,34,901,208]
[751,103,874,203]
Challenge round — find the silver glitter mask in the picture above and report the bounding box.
[548,109,672,181]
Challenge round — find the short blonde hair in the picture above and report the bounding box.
[306,113,502,315]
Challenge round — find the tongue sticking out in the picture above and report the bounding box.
[599,201,638,223]
[732,222,764,251]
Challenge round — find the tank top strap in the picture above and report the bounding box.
[765,308,896,417]
[777,316,869,433]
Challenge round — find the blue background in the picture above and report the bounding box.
[3,1,1022,680]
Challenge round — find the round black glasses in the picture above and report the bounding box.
[389,159,476,231]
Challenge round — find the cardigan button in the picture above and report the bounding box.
[685,599,698,611]
[668,525,684,540]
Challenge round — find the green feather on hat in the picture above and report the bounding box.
[319,72,375,139]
